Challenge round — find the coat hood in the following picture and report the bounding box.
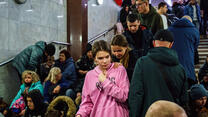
[35,41,46,51]
[66,57,74,64]
[147,47,179,66]
[171,18,195,28]
[46,96,76,117]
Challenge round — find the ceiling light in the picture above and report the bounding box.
[97,0,103,5]
[25,9,33,12]
[91,4,97,7]
[0,1,7,5]
[57,15,64,18]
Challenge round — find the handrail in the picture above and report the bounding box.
[49,41,71,46]
[88,26,115,44]
[0,57,15,67]
[0,41,71,67]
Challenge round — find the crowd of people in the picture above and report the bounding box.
[0,0,208,117]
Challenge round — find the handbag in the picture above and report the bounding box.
[10,96,25,114]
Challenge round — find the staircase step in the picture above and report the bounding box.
[198,48,208,52]
[196,36,208,74]
[200,39,208,42]
[199,46,208,49]
[198,53,208,56]
[199,42,208,45]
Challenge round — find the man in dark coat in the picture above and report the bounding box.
[12,41,55,81]
[168,16,199,86]
[123,13,153,59]
[184,0,201,30]
[74,43,95,104]
[137,0,163,35]
[129,29,188,117]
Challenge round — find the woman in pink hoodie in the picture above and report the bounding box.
[76,40,130,117]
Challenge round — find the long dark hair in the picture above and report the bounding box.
[27,89,44,112]
[111,34,128,47]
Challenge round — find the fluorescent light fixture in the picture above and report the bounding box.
[97,0,103,5]
[0,1,7,5]
[91,4,97,7]
[57,15,64,18]
[25,9,33,12]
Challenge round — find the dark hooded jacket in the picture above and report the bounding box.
[12,41,46,75]
[139,4,163,35]
[24,89,48,117]
[129,47,188,117]
[168,18,200,81]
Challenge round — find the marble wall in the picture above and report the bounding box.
[88,0,120,43]
[0,0,67,59]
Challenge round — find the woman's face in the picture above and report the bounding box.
[195,96,207,108]
[87,50,93,60]
[59,53,66,62]
[27,97,35,110]
[55,72,62,81]
[111,45,127,59]
[24,74,33,84]
[95,51,111,70]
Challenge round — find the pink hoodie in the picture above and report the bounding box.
[76,63,130,117]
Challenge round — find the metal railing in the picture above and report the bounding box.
[0,41,71,67]
[88,26,115,44]
[49,41,71,46]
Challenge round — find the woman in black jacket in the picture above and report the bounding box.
[24,89,48,117]
[111,34,138,82]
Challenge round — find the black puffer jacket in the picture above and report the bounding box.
[74,55,95,93]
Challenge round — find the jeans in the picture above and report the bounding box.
[193,20,200,31]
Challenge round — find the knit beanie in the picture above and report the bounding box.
[190,84,208,100]
[85,43,92,53]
